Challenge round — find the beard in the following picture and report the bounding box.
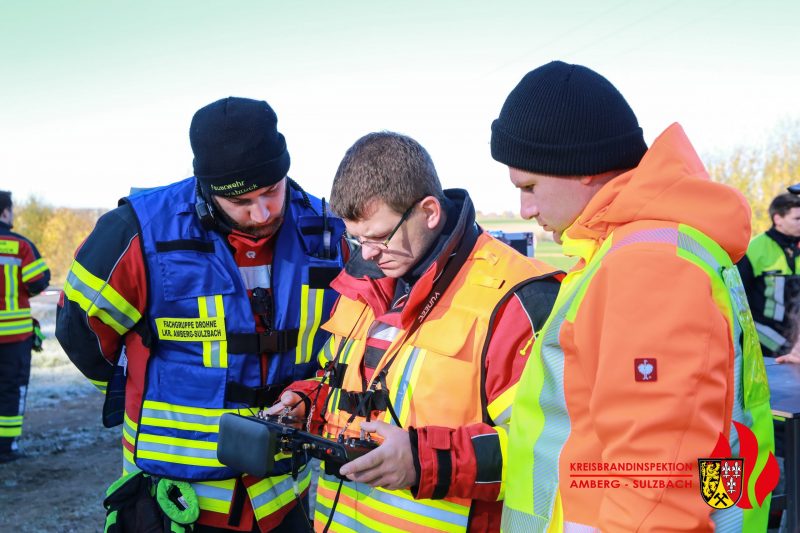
[237,217,284,239]
[213,202,285,240]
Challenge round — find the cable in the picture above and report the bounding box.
[322,479,344,533]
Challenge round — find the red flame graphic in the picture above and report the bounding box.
[709,423,780,509]
[755,452,781,507]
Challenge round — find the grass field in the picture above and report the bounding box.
[534,240,578,271]
[478,217,578,271]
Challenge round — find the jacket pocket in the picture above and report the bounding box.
[156,246,235,302]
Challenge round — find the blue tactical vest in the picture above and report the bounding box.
[127,177,344,480]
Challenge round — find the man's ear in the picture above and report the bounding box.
[419,196,443,230]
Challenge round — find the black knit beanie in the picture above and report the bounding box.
[190,97,290,197]
[491,61,647,176]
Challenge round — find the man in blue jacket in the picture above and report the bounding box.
[56,97,346,532]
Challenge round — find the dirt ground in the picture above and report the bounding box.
[0,292,119,532]
[0,391,118,532]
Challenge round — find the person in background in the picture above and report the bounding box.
[0,189,50,463]
[737,193,800,362]
[491,61,775,531]
[55,97,346,532]
[270,131,561,532]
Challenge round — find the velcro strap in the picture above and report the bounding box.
[425,426,453,451]
[227,330,299,354]
[432,449,452,500]
[326,362,348,388]
[337,389,390,417]
[225,382,286,407]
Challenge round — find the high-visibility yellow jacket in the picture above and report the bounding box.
[738,230,800,356]
[503,124,775,532]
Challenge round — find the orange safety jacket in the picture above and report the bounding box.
[314,230,559,532]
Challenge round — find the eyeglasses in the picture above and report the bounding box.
[346,199,423,250]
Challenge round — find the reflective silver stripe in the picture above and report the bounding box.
[123,421,136,444]
[201,295,225,368]
[210,337,221,367]
[754,321,786,351]
[772,276,786,321]
[366,322,402,342]
[0,256,21,266]
[136,438,218,460]
[492,404,512,427]
[66,271,137,330]
[316,497,382,533]
[122,453,138,475]
[238,265,271,290]
[250,468,310,510]
[564,521,600,532]
[5,264,17,310]
[22,258,48,281]
[140,407,219,427]
[298,287,322,363]
[321,336,335,362]
[501,506,550,531]
[320,472,469,527]
[193,482,234,502]
[0,309,31,319]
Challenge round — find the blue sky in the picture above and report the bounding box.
[1,0,798,213]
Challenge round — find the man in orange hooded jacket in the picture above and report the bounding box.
[491,61,776,532]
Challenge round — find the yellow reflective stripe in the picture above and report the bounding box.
[139,415,217,433]
[137,432,218,450]
[63,279,126,334]
[194,479,235,514]
[143,400,231,417]
[89,378,108,394]
[296,285,310,365]
[496,424,509,501]
[0,415,23,437]
[487,383,517,426]
[136,449,223,467]
[139,401,252,432]
[197,295,227,368]
[0,318,32,336]
[250,468,312,518]
[296,286,325,364]
[317,476,469,532]
[21,258,48,282]
[137,432,222,465]
[124,411,139,431]
[316,334,337,366]
[122,446,136,475]
[64,261,142,335]
[313,509,358,533]
[122,425,135,447]
[0,308,30,319]
[307,289,325,362]
[4,264,17,310]
[384,346,426,427]
[71,261,142,323]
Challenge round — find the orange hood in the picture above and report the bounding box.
[565,123,751,263]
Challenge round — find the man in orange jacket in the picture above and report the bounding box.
[491,61,775,531]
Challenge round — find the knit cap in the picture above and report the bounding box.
[491,61,647,176]
[190,97,290,197]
